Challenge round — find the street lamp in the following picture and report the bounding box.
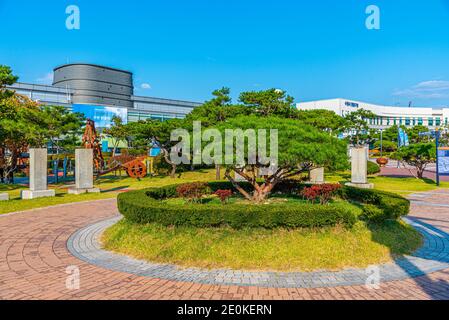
[380,129,383,159]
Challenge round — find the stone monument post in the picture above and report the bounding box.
[68,149,100,194]
[309,167,325,184]
[0,193,9,201]
[345,146,374,189]
[21,148,56,199]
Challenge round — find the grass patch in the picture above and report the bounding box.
[102,219,422,272]
[326,172,449,196]
[0,169,220,215]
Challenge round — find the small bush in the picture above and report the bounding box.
[300,184,342,204]
[214,189,233,204]
[367,161,381,175]
[361,204,386,222]
[176,182,211,203]
[339,186,410,221]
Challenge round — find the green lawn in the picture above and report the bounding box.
[102,219,422,272]
[326,172,449,196]
[0,169,218,215]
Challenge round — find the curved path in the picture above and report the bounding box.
[1,191,449,300]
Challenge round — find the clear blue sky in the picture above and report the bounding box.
[1,0,449,107]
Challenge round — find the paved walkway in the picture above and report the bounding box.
[1,191,449,300]
[67,216,449,288]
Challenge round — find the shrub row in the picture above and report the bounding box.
[118,181,410,229]
[146,180,304,200]
[367,161,381,175]
[339,186,410,222]
[118,182,357,229]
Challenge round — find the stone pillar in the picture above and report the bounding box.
[309,167,325,184]
[21,148,56,199]
[0,193,9,201]
[345,146,374,189]
[68,149,100,194]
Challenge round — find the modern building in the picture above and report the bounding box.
[7,63,202,128]
[297,98,449,130]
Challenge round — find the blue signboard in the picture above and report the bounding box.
[438,148,449,176]
[149,148,161,157]
[398,128,409,147]
[72,104,128,129]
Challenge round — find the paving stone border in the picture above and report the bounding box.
[67,215,449,288]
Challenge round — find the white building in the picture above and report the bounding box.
[297,98,449,130]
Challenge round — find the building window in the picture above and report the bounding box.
[399,117,403,125]
[405,118,411,126]
[436,118,441,126]
[412,118,416,126]
[446,117,448,125]
[393,117,397,125]
[387,118,390,125]
[418,117,423,125]
[428,117,434,126]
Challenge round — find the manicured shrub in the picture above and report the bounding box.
[339,186,410,221]
[117,182,409,229]
[361,204,386,222]
[118,187,358,229]
[176,182,211,203]
[214,189,233,204]
[367,161,381,175]
[300,184,342,205]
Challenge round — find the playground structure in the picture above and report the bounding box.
[82,119,150,179]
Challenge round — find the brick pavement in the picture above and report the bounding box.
[1,191,449,300]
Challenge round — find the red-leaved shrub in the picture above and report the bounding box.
[300,184,342,205]
[214,189,233,204]
[176,182,211,203]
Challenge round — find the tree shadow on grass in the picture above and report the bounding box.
[100,186,131,193]
[370,217,449,300]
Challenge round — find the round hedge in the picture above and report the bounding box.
[117,181,410,229]
[367,161,381,175]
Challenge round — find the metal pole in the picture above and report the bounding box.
[436,129,440,187]
[380,129,383,158]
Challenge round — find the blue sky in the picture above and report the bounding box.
[1,0,449,107]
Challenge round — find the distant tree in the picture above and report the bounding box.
[373,140,397,153]
[0,94,42,182]
[103,116,129,156]
[239,88,298,118]
[407,125,430,143]
[391,143,436,179]
[127,118,187,178]
[0,65,18,101]
[186,87,250,127]
[37,105,85,153]
[296,109,346,135]
[343,108,377,146]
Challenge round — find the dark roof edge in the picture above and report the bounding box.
[53,63,133,75]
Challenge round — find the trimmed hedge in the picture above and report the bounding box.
[117,181,410,229]
[367,161,381,175]
[339,186,410,222]
[118,181,357,229]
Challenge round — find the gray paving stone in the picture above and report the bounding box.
[67,215,449,288]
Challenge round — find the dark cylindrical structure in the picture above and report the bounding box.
[53,63,134,108]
